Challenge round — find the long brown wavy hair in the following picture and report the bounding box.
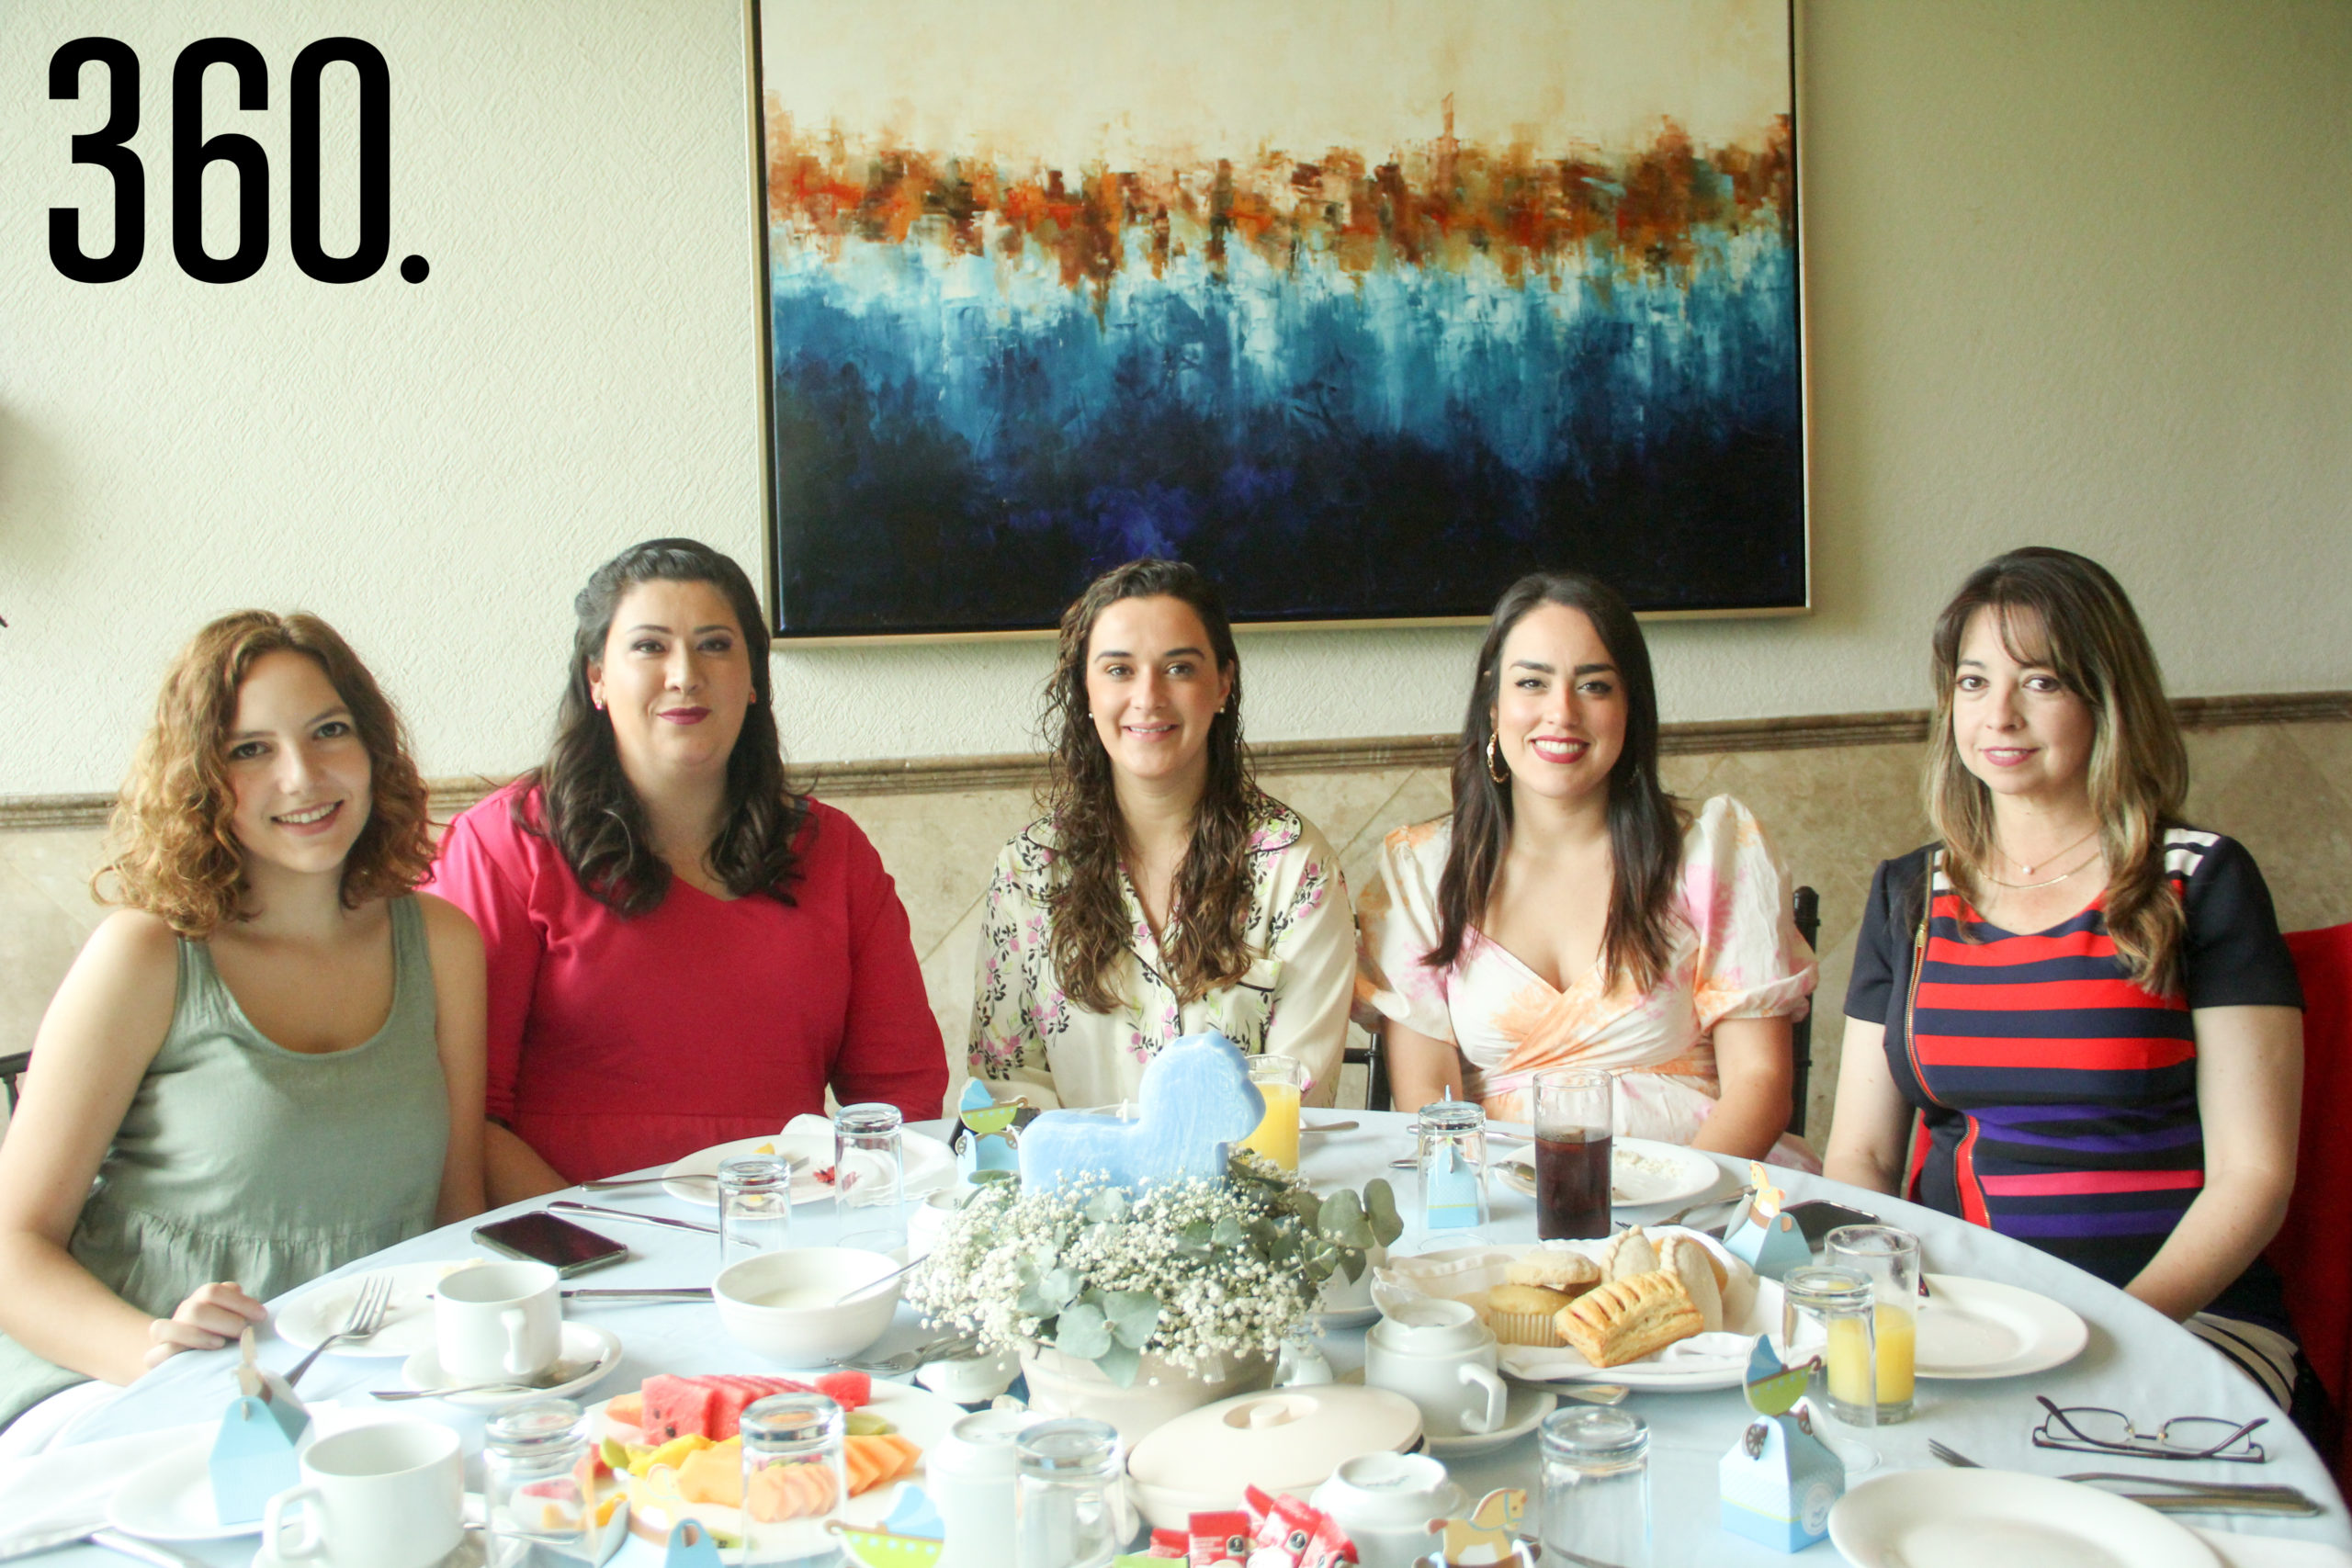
[1040,558,1270,1010]
[1927,547,2188,993]
[100,611,435,936]
[523,538,808,916]
[1427,571,1686,994]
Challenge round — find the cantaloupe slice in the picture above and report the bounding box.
[843,1434,921,1495]
[675,1440,744,1508]
[747,1461,838,1522]
[607,1392,644,1428]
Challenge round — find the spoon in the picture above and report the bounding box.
[1301,1120,1359,1135]
[374,1359,597,1401]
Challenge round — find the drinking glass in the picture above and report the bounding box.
[1540,1407,1650,1568]
[833,1103,905,1253]
[1410,1097,1489,1246]
[1532,1067,1613,1239]
[483,1399,592,1566]
[1823,1225,1920,1424]
[1238,1055,1307,1170]
[1781,1264,1878,1472]
[1015,1417,1129,1568]
[741,1393,846,1563]
[718,1155,795,1266]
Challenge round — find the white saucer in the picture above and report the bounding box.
[276,1260,480,1359]
[1422,1382,1557,1456]
[107,1438,260,1541]
[399,1322,622,1407]
[253,1525,487,1568]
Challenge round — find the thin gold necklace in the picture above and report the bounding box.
[1995,824,2099,879]
[1982,843,2105,890]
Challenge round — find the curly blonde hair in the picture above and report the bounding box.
[100,611,435,936]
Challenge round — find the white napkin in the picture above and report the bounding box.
[2192,1528,2352,1568]
[0,1421,209,1542]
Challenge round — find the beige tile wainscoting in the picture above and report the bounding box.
[4,694,2346,1147]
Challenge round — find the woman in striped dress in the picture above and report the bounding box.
[1825,547,2308,1410]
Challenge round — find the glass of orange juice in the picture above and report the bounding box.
[1239,1055,1307,1169]
[1825,1225,1920,1424]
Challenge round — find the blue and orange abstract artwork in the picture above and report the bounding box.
[752,0,1804,637]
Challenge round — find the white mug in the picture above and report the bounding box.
[1364,1303,1507,1437]
[262,1422,464,1568]
[435,1259,561,1382]
[1308,1451,1460,1568]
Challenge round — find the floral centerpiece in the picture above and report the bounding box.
[908,1151,1404,1398]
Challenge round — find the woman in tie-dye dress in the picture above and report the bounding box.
[1356,571,1818,1167]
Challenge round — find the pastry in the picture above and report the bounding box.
[1505,1251,1602,1297]
[1663,1237,1725,1333]
[1486,1283,1572,1346]
[1600,1226,1660,1281]
[1554,1269,1705,1368]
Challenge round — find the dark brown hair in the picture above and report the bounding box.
[101,611,434,936]
[1926,547,2188,992]
[523,538,808,916]
[1040,558,1269,1010]
[1427,571,1685,992]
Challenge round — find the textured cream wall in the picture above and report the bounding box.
[2,1,2346,795]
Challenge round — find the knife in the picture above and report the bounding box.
[546,1201,720,1236]
[0,1526,205,1566]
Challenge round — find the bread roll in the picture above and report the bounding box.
[1601,1227,1660,1281]
[1664,1237,1724,1333]
[1506,1251,1602,1296]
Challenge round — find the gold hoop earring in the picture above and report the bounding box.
[1486,733,1510,785]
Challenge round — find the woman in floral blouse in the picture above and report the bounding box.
[1357,570,1817,1165]
[967,559,1355,1109]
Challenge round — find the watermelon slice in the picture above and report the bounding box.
[637,1373,869,1442]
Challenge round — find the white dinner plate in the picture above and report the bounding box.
[1914,1273,2089,1380]
[592,1377,963,1560]
[274,1259,482,1360]
[662,1130,956,1208]
[107,1437,260,1541]
[1495,1137,1721,1211]
[400,1322,623,1408]
[1828,1469,2220,1568]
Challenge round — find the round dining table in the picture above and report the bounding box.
[17,1111,2348,1566]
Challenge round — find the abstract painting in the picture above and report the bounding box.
[750,0,1804,637]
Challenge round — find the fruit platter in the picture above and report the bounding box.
[579,1371,960,1556]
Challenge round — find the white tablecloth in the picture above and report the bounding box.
[12,1113,2346,1564]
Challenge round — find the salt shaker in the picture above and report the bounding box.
[932,1408,1036,1568]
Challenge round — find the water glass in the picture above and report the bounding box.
[741,1393,846,1563]
[718,1155,795,1265]
[1015,1417,1129,1568]
[1539,1407,1650,1567]
[1239,1055,1307,1170]
[1532,1067,1613,1239]
[1411,1097,1490,1244]
[1781,1264,1879,1469]
[1824,1225,1920,1424]
[483,1399,592,1566]
[833,1103,905,1253]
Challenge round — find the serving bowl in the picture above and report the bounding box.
[711,1247,901,1363]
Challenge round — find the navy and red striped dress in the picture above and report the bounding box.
[1848,829,2303,1318]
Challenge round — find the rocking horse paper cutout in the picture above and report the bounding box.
[1018,1032,1264,1192]
[1724,1160,1810,1279]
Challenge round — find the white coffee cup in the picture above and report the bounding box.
[435,1259,561,1382]
[1364,1301,1507,1437]
[1309,1451,1461,1568]
[262,1422,463,1568]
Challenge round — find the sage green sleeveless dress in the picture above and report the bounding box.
[0,896,449,1430]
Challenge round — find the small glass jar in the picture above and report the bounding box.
[741,1393,847,1564]
[483,1398,592,1566]
[718,1154,796,1266]
[833,1102,906,1253]
[1412,1096,1490,1243]
[1015,1417,1128,1568]
[1539,1406,1649,1567]
[1781,1264,1880,1429]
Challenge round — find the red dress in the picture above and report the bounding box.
[425,784,948,1182]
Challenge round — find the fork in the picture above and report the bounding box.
[1928,1439,2320,1512]
[835,1333,981,1374]
[285,1271,393,1387]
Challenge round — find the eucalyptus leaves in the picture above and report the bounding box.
[907,1152,1404,1386]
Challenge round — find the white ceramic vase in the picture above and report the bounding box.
[1018,1344,1273,1446]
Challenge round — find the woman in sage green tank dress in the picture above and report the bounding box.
[0,613,487,1433]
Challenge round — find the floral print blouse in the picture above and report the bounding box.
[1357,795,1818,1166]
[967,805,1356,1111]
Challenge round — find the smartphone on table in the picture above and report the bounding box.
[471,1211,630,1277]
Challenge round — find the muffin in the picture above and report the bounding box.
[1486,1283,1574,1346]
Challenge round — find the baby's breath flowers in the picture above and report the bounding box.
[908,1150,1402,1385]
